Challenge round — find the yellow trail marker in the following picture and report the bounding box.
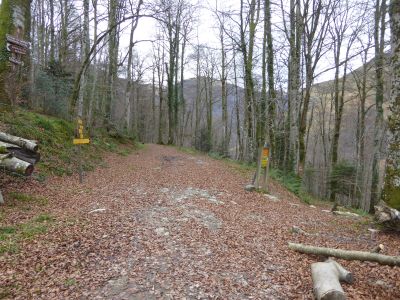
[261,146,270,168]
[73,138,90,145]
[74,118,89,183]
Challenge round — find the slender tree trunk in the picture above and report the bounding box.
[49,0,55,63]
[381,0,400,210]
[179,31,186,146]
[77,0,90,119]
[157,46,165,144]
[87,0,98,131]
[265,0,276,163]
[105,0,118,128]
[220,24,228,156]
[233,52,243,160]
[195,44,201,148]
[371,0,387,211]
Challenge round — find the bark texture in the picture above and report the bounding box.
[381,0,400,209]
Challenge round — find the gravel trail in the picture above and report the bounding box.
[1,144,399,299]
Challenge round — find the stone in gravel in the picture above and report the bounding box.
[183,208,222,231]
[373,280,392,289]
[88,208,106,214]
[245,184,256,191]
[155,227,170,236]
[265,194,280,202]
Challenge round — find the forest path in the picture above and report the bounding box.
[1,144,399,299]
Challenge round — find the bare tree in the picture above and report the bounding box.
[370,0,388,210]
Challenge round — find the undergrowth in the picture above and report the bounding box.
[269,169,315,204]
[0,213,54,254]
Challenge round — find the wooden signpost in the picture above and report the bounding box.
[73,118,90,183]
[261,143,270,191]
[252,142,271,192]
[5,34,30,67]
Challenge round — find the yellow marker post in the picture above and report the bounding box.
[74,118,90,183]
[261,143,270,191]
[73,138,90,145]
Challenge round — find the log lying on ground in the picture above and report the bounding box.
[0,141,40,164]
[311,258,353,300]
[332,211,360,218]
[0,155,34,176]
[0,132,38,152]
[288,242,400,266]
[374,201,400,231]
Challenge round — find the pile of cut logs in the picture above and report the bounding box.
[0,132,40,176]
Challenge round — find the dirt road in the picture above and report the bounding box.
[1,145,399,299]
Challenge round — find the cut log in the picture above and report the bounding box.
[288,242,400,266]
[311,259,353,300]
[0,132,38,152]
[371,244,384,253]
[245,184,256,192]
[0,156,34,176]
[0,189,3,204]
[332,211,360,218]
[0,141,40,164]
[374,201,400,231]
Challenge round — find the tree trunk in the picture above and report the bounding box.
[288,242,400,266]
[105,0,118,127]
[220,23,228,156]
[265,0,276,164]
[371,0,387,211]
[380,0,400,210]
[0,155,33,176]
[0,0,31,105]
[124,2,143,134]
[0,132,38,152]
[87,0,98,131]
[0,141,40,164]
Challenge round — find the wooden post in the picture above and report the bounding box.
[261,143,270,192]
[73,118,90,183]
[253,145,263,187]
[77,145,83,183]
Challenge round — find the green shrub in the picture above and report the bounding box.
[329,161,359,198]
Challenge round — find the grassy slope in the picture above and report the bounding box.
[0,108,140,179]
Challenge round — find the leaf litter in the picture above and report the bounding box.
[0,144,399,299]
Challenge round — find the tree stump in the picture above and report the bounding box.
[311,259,353,300]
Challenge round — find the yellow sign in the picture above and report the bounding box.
[261,157,268,168]
[73,138,90,145]
[73,118,90,144]
[261,146,270,168]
